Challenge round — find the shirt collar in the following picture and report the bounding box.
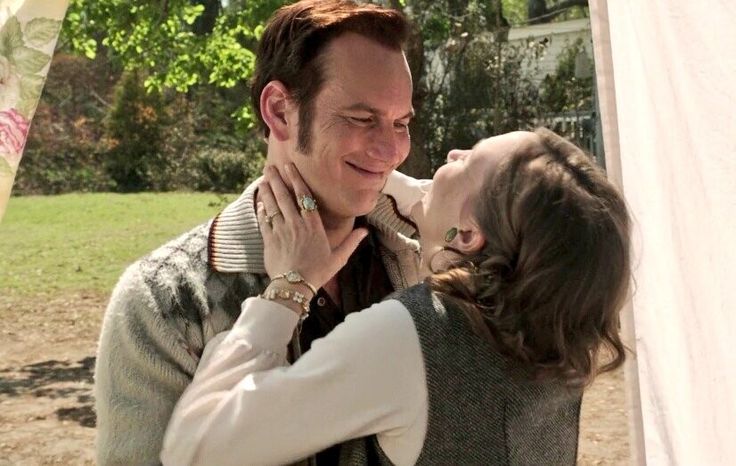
[208,177,418,274]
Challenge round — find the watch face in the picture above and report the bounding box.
[286,271,301,283]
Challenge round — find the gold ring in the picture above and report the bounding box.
[264,210,281,227]
[298,195,318,213]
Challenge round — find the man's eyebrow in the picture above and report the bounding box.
[341,103,415,120]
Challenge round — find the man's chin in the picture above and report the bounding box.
[353,193,382,216]
[329,194,380,219]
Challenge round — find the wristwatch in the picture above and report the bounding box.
[271,270,318,295]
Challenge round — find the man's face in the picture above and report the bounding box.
[289,32,414,221]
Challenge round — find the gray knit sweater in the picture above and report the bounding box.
[93,178,422,466]
[339,283,583,466]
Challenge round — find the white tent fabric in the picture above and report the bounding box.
[590,1,736,464]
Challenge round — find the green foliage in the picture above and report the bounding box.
[540,38,593,113]
[103,72,167,191]
[15,55,266,195]
[100,72,267,192]
[189,147,265,192]
[13,53,112,194]
[63,0,287,130]
[501,0,528,25]
[0,192,236,295]
[30,0,593,189]
[537,38,595,150]
[405,0,551,170]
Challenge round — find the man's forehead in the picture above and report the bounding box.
[317,36,412,108]
[315,75,413,118]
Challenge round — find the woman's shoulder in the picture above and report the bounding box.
[342,296,417,337]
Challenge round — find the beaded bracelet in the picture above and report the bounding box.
[270,270,318,295]
[261,287,310,318]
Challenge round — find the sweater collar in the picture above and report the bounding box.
[208,177,419,274]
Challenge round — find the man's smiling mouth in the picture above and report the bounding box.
[345,161,385,179]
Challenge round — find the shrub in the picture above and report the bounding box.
[13,54,115,194]
[103,72,167,192]
[188,147,264,192]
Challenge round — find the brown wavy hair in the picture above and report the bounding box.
[250,0,409,152]
[428,128,632,387]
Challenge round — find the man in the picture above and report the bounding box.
[94,1,421,464]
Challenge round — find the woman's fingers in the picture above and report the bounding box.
[284,163,313,199]
[256,201,274,242]
[258,180,284,228]
[285,163,322,228]
[259,164,366,288]
[265,166,301,224]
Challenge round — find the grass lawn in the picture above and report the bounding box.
[0,192,236,296]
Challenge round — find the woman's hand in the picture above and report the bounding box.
[257,164,368,293]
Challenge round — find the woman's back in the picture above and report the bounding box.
[340,283,582,466]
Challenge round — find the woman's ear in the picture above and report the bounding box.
[260,81,293,142]
[450,203,486,255]
[451,221,486,256]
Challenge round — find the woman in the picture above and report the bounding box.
[161,128,631,465]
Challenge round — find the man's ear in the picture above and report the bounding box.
[260,81,293,142]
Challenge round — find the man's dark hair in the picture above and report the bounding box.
[250,0,409,152]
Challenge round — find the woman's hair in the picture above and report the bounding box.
[428,128,632,387]
[250,0,409,152]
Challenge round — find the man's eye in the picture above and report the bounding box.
[394,121,410,132]
[349,117,373,125]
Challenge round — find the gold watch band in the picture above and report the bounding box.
[270,271,318,295]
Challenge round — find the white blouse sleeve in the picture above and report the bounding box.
[160,297,427,466]
[382,170,432,219]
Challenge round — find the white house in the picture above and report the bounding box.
[508,18,594,82]
[509,18,603,161]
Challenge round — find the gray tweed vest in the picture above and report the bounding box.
[339,283,582,465]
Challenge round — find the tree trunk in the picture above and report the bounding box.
[400,19,433,179]
[191,0,220,35]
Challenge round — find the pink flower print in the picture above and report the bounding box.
[0,109,30,165]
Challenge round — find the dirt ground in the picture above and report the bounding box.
[0,291,631,466]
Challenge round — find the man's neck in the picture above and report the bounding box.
[321,213,357,250]
[320,213,360,306]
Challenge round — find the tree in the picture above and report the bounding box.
[63,0,284,101]
[104,71,166,191]
[395,0,561,174]
[60,0,590,180]
[527,0,588,24]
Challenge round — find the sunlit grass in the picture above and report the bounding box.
[0,192,236,296]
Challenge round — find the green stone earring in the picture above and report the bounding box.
[444,227,458,243]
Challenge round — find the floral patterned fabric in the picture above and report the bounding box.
[0,0,69,220]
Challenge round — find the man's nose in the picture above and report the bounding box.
[367,125,404,164]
